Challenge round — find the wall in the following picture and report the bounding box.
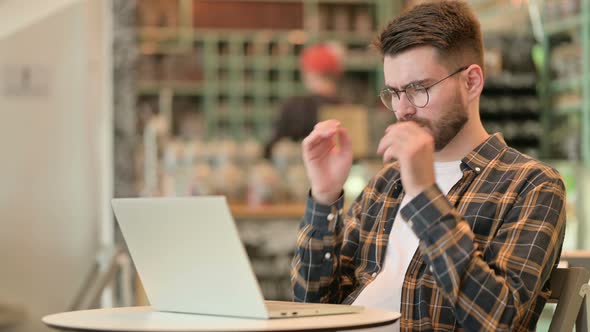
[0,0,111,331]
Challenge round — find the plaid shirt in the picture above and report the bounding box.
[291,134,566,331]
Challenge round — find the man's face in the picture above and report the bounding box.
[383,46,469,151]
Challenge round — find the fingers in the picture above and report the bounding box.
[376,135,391,155]
[377,129,406,155]
[379,133,402,163]
[304,120,340,143]
[303,128,336,152]
[377,122,415,159]
[307,128,350,159]
[306,141,336,161]
[378,121,435,163]
[302,120,342,160]
[384,124,395,134]
[315,119,341,130]
[337,128,352,152]
[382,145,397,163]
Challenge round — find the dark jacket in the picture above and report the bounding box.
[265,94,340,158]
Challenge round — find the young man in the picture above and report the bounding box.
[291,1,566,331]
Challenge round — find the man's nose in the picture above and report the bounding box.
[396,92,417,121]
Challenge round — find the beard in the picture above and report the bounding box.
[401,96,469,151]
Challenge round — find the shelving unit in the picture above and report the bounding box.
[538,0,590,251]
[480,34,542,157]
[136,0,398,142]
[540,0,590,164]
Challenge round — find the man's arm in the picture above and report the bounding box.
[291,181,376,304]
[401,170,566,331]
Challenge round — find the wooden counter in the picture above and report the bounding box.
[229,203,305,220]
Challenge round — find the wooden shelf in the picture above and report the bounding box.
[138,81,203,95]
[134,0,390,140]
[550,77,582,94]
[545,15,584,36]
[555,105,581,115]
[229,203,305,220]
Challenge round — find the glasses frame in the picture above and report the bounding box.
[379,65,469,112]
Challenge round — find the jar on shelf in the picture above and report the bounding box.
[190,162,213,196]
[332,5,351,32]
[353,6,373,34]
[212,161,247,202]
[285,164,309,203]
[247,161,284,205]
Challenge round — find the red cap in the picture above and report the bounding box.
[299,44,342,76]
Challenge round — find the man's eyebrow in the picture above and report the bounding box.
[385,79,430,90]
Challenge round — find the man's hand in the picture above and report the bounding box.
[302,120,353,205]
[377,121,436,198]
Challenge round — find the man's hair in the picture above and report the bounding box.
[373,1,484,72]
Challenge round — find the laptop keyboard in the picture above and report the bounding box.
[266,301,336,310]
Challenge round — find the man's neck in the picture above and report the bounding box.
[434,117,489,162]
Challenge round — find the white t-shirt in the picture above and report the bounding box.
[352,160,463,332]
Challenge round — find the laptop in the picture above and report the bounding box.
[111,196,363,319]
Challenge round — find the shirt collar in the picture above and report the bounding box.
[460,133,507,174]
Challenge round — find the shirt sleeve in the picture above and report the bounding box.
[291,188,366,304]
[400,174,566,331]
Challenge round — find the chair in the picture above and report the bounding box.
[69,245,134,310]
[548,267,590,332]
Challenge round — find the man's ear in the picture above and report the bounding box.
[464,64,484,102]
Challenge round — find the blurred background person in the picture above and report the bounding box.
[264,43,344,159]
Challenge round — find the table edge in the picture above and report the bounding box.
[42,307,401,332]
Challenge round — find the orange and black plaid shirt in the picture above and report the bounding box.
[292,133,566,331]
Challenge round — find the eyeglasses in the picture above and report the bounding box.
[379,66,468,112]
